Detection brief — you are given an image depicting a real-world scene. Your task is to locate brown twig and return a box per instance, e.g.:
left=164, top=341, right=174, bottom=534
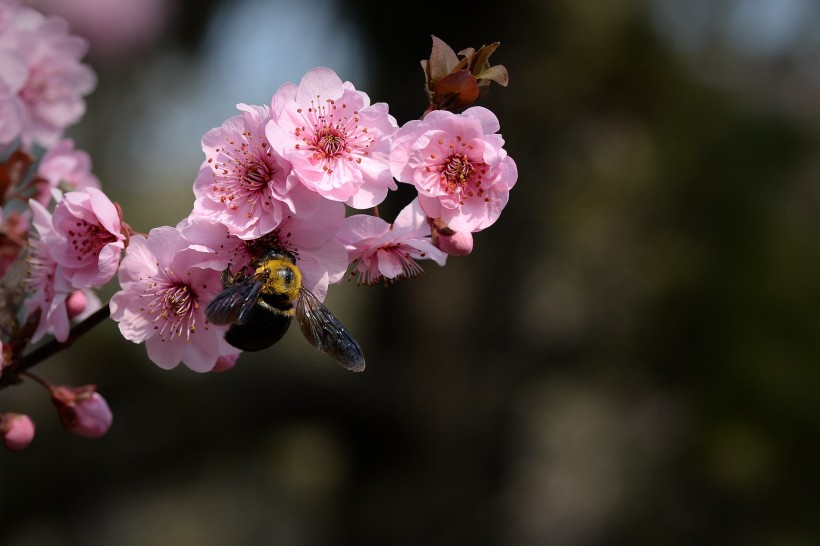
left=0, top=304, right=111, bottom=389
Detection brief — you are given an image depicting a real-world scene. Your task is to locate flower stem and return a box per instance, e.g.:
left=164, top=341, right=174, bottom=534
left=0, top=304, right=111, bottom=389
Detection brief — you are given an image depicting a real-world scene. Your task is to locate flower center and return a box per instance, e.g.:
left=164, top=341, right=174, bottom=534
left=441, top=153, right=476, bottom=192
left=67, top=220, right=117, bottom=262
left=210, top=135, right=276, bottom=212
left=293, top=98, right=373, bottom=175
left=144, top=276, right=199, bottom=341
left=241, top=157, right=271, bottom=192
left=317, top=128, right=345, bottom=158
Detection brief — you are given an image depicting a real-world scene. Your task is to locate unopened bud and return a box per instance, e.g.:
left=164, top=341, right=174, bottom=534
left=1, top=413, right=35, bottom=451
left=434, top=229, right=473, bottom=256
left=51, top=385, right=113, bottom=438
left=66, top=290, right=88, bottom=318
left=211, top=353, right=239, bottom=373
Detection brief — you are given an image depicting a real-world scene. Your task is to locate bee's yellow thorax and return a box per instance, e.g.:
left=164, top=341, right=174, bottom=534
left=256, top=259, right=302, bottom=303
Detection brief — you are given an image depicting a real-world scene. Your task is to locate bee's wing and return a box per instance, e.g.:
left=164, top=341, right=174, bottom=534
left=295, top=287, right=366, bottom=372
left=205, top=276, right=264, bottom=326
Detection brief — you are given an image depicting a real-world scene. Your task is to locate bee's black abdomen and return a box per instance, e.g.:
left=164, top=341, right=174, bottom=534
left=224, top=304, right=292, bottom=352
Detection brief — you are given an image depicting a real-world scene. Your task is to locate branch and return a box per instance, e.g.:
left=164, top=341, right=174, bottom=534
left=1, top=304, right=111, bottom=388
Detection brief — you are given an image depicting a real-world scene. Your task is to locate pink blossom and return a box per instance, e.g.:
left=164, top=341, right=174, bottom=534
left=50, top=384, right=112, bottom=438
left=338, top=198, right=447, bottom=285
left=48, top=187, right=125, bottom=288
left=0, top=2, right=96, bottom=148
left=180, top=196, right=348, bottom=300
left=192, top=103, right=318, bottom=240
left=0, top=413, right=35, bottom=450
left=33, top=0, right=173, bottom=60
left=266, top=67, right=398, bottom=209
left=25, top=199, right=72, bottom=343
left=109, top=226, right=239, bottom=372
left=390, top=106, right=517, bottom=233
left=34, top=138, right=100, bottom=205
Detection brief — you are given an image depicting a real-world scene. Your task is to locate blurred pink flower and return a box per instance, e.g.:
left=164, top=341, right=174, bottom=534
left=34, top=138, right=100, bottom=204
left=180, top=197, right=348, bottom=300
left=266, top=67, right=398, bottom=209
left=50, top=384, right=111, bottom=438
left=109, top=226, right=238, bottom=372
left=192, top=103, right=318, bottom=240
left=338, top=198, right=446, bottom=285
left=0, top=1, right=96, bottom=148
left=33, top=0, right=173, bottom=60
left=390, top=106, right=517, bottom=233
left=25, top=199, right=72, bottom=343
left=49, top=187, right=125, bottom=288
left=0, top=413, right=35, bottom=451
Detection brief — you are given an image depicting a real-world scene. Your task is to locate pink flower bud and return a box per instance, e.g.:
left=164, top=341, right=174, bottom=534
left=211, top=353, right=240, bottom=373
left=1, top=413, right=35, bottom=451
left=435, top=230, right=473, bottom=256
left=50, top=385, right=113, bottom=438
left=65, top=290, right=88, bottom=318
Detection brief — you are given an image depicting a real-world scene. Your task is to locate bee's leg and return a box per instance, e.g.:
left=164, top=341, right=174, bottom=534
left=221, top=267, right=237, bottom=288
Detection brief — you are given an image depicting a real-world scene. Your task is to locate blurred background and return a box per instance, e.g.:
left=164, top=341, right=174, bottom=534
left=4, top=0, right=820, bottom=544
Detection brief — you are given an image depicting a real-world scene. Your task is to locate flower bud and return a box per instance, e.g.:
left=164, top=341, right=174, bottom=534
left=211, top=353, right=239, bottom=373
left=50, top=385, right=113, bottom=438
left=1, top=413, right=35, bottom=451
left=65, top=290, right=88, bottom=318
left=434, top=230, right=474, bottom=256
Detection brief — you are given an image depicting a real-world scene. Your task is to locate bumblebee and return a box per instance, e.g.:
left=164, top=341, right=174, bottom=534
left=205, top=248, right=365, bottom=372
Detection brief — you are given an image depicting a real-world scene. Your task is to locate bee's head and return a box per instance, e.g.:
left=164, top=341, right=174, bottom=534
left=255, top=252, right=302, bottom=304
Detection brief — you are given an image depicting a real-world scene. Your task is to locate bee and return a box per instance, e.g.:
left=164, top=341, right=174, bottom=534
left=205, top=248, right=365, bottom=372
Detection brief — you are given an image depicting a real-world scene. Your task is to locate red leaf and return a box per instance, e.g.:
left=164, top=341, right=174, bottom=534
left=433, top=70, right=480, bottom=110
left=428, top=35, right=459, bottom=84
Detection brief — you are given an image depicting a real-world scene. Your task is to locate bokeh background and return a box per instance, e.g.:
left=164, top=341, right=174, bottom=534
left=4, top=0, right=820, bottom=544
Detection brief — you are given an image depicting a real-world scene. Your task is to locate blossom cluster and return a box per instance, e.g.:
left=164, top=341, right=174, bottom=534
left=109, top=66, right=516, bottom=375
left=0, top=0, right=516, bottom=450
left=0, top=0, right=115, bottom=447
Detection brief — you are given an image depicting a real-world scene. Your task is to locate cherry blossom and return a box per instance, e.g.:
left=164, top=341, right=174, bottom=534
left=0, top=1, right=96, bottom=148
left=109, top=226, right=239, bottom=372
left=192, top=103, right=319, bottom=240
left=50, top=384, right=111, bottom=438
left=266, top=67, right=398, bottom=209
left=49, top=187, right=126, bottom=289
left=34, top=138, right=100, bottom=205
left=25, top=199, right=72, bottom=343
left=338, top=198, right=447, bottom=285
left=390, top=106, right=517, bottom=233
left=0, top=413, right=35, bottom=450
left=180, top=196, right=348, bottom=300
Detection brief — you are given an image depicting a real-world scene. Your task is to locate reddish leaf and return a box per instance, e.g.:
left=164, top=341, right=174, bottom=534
left=428, top=35, right=459, bottom=84
left=471, top=42, right=500, bottom=75
left=0, top=150, right=34, bottom=206
left=433, top=70, right=480, bottom=110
